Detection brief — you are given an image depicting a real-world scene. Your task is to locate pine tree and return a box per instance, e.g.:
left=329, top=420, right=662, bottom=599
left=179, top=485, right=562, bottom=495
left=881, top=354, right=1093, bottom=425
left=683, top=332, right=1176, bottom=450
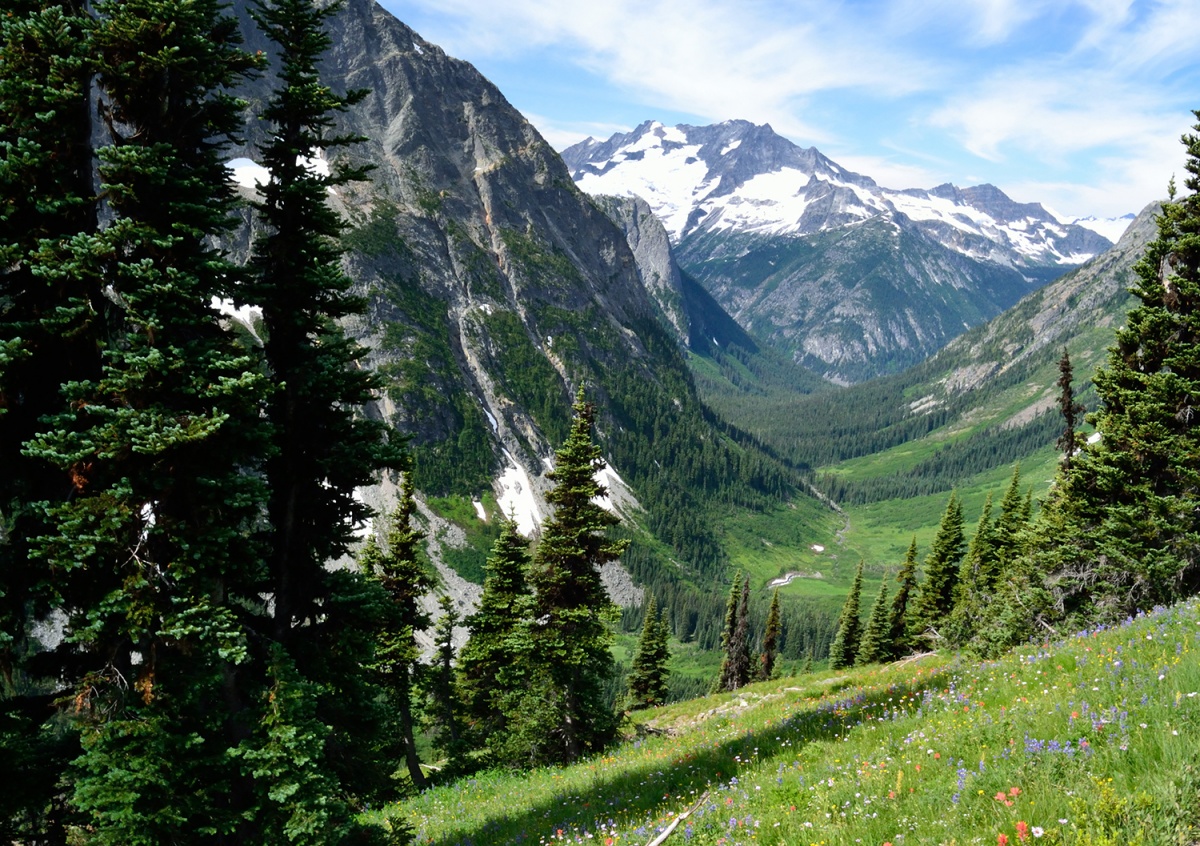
left=366, top=475, right=432, bottom=791
left=426, top=595, right=464, bottom=769
left=993, top=464, right=1030, bottom=567
left=1039, top=119, right=1200, bottom=617
left=909, top=492, right=966, bottom=645
left=525, top=387, right=628, bottom=763
left=887, top=536, right=920, bottom=659
left=945, top=493, right=996, bottom=648
left=758, top=589, right=782, bottom=681
left=0, top=4, right=100, bottom=839
left=855, top=581, right=890, bottom=666
left=828, top=561, right=864, bottom=670
left=457, top=515, right=533, bottom=756
left=716, top=574, right=753, bottom=691
left=247, top=0, right=402, bottom=649
left=1057, top=348, right=1087, bottom=471
left=627, top=594, right=671, bottom=709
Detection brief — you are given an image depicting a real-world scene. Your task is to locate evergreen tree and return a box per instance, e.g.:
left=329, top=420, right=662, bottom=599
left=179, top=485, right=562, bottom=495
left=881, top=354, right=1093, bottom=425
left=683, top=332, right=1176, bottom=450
left=713, top=572, right=741, bottom=691
left=716, top=574, right=753, bottom=691
left=802, top=647, right=814, bottom=674
left=993, top=464, right=1030, bottom=566
left=909, top=492, right=966, bottom=645
left=828, top=561, right=864, bottom=670
left=855, top=581, right=890, bottom=666
left=758, top=589, right=782, bottom=681
left=945, top=493, right=996, bottom=648
left=247, top=0, right=401, bottom=649
left=626, top=594, right=671, bottom=709
left=1057, top=348, right=1087, bottom=471
left=525, top=387, right=628, bottom=763
left=0, top=4, right=100, bottom=839
left=457, top=515, right=533, bottom=757
left=887, top=536, right=919, bottom=659
left=1039, top=119, right=1200, bottom=618
left=426, top=595, right=464, bottom=768
left=366, top=475, right=432, bottom=791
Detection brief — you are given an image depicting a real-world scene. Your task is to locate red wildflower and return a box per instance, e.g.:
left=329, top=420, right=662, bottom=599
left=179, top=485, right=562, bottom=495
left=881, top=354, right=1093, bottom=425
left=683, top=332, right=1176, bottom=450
left=1016, top=821, right=1029, bottom=841
left=998, top=834, right=1009, bottom=846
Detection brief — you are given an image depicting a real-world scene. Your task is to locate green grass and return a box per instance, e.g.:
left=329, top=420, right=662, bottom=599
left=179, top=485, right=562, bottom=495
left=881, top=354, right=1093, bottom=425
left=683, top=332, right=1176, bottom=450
left=391, top=598, right=1200, bottom=845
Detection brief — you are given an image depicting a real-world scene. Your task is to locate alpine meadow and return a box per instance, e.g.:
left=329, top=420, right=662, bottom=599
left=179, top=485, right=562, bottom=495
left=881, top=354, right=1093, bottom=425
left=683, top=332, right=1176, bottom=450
left=3, top=0, right=1200, bottom=844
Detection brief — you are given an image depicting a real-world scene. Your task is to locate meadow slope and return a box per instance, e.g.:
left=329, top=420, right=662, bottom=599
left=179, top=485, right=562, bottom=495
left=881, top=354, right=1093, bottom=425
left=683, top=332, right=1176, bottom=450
left=395, top=599, right=1200, bottom=845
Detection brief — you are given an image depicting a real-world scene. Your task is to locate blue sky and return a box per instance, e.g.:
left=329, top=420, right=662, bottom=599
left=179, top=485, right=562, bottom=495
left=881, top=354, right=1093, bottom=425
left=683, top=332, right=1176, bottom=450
left=378, top=0, right=1200, bottom=220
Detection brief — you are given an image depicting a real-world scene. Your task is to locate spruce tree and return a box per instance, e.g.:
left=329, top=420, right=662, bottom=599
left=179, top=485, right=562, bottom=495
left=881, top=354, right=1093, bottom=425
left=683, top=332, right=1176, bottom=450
left=909, top=492, right=966, bottom=644
left=715, top=574, right=753, bottom=692
left=247, top=0, right=402, bottom=648
left=457, top=515, right=533, bottom=755
left=526, top=387, right=628, bottom=763
left=856, top=581, right=890, bottom=666
left=0, top=4, right=100, bottom=839
left=758, top=589, right=782, bottom=681
left=945, top=493, right=996, bottom=648
left=427, top=595, right=463, bottom=768
left=886, top=536, right=919, bottom=659
left=1057, top=348, right=1086, bottom=471
left=627, top=594, right=671, bottom=709
left=828, top=561, right=864, bottom=670
left=1040, top=118, right=1200, bottom=617
left=366, top=475, right=432, bottom=790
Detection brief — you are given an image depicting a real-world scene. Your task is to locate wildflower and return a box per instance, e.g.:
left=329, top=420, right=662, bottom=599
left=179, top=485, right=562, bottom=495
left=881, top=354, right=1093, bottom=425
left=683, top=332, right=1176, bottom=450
left=998, top=835, right=1009, bottom=846
left=1031, top=827, right=1044, bottom=838
left=1016, top=821, right=1029, bottom=841
left=1009, top=787, right=1021, bottom=797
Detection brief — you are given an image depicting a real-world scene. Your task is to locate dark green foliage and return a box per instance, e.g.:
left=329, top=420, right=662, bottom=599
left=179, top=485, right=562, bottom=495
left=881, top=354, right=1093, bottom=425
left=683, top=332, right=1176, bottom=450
left=945, top=493, right=996, bottom=647
left=364, top=475, right=432, bottom=790
left=828, top=561, right=864, bottom=670
left=426, top=595, right=464, bottom=769
left=524, top=388, right=628, bottom=763
left=247, top=0, right=403, bottom=646
left=758, top=589, right=782, bottom=681
left=626, top=594, right=671, bottom=710
left=715, top=574, right=752, bottom=692
left=887, top=536, right=920, bottom=659
left=909, top=492, right=966, bottom=644
left=1037, top=113, right=1200, bottom=620
left=855, top=581, right=891, bottom=666
left=1057, top=347, right=1086, bottom=471
left=481, top=309, right=571, bottom=447
left=458, top=515, right=533, bottom=760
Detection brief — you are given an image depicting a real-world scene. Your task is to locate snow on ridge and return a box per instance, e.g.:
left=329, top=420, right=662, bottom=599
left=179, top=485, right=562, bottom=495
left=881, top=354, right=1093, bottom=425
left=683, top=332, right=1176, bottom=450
left=1071, top=215, right=1134, bottom=242
left=720, top=139, right=742, bottom=156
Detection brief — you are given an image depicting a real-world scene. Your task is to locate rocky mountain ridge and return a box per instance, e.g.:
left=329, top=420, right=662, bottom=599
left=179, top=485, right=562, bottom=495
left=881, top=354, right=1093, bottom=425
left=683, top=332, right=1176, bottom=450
left=563, top=120, right=1116, bottom=383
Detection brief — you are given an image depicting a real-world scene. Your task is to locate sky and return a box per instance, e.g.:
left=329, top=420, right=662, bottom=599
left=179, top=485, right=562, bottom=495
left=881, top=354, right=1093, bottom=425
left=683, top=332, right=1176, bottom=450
left=376, top=0, right=1200, bottom=221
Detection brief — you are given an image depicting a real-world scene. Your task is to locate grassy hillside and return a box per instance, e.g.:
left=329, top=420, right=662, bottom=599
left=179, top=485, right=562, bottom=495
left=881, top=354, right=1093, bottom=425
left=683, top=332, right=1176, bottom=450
left=393, top=598, right=1200, bottom=845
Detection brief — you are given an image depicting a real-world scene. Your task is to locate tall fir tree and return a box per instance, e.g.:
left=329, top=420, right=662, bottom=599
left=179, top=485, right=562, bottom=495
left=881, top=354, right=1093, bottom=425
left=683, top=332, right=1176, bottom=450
left=1037, top=116, right=1200, bottom=617
left=945, top=493, right=996, bottom=648
left=758, top=589, right=782, bottom=681
left=364, top=474, right=432, bottom=791
left=1057, top=348, right=1087, bottom=472
left=886, top=536, right=920, bottom=659
left=626, top=594, right=671, bottom=709
left=426, top=595, right=464, bottom=768
left=21, top=1, right=276, bottom=839
left=828, top=561, right=864, bottom=670
left=0, top=3, right=100, bottom=839
left=716, top=574, right=753, bottom=692
left=909, top=492, right=966, bottom=645
left=855, top=581, right=890, bottom=666
left=526, top=387, right=628, bottom=763
left=247, top=0, right=402, bottom=649
left=457, top=515, right=533, bottom=757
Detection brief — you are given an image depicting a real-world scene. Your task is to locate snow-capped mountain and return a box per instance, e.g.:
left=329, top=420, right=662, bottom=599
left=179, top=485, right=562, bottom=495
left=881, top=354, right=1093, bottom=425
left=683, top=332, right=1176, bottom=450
left=563, top=120, right=1111, bottom=269
left=1069, top=213, right=1136, bottom=243
left=562, top=120, right=1118, bottom=383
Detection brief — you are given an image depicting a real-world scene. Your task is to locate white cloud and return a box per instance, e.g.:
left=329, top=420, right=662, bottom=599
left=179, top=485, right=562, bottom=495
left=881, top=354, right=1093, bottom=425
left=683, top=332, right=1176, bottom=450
left=522, top=112, right=633, bottom=150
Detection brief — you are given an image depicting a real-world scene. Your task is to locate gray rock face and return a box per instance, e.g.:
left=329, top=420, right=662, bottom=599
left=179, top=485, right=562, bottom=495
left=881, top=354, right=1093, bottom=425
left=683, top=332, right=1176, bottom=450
left=228, top=0, right=703, bottom=611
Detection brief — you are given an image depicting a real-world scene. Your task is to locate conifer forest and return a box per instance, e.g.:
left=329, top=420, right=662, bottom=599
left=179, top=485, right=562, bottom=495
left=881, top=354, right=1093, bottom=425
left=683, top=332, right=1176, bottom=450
left=4, top=0, right=1200, bottom=843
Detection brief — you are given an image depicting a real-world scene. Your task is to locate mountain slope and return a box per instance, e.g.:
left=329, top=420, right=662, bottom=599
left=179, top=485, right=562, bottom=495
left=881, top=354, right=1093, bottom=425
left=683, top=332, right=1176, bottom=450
left=563, top=120, right=1114, bottom=382
left=223, top=0, right=835, bottom=629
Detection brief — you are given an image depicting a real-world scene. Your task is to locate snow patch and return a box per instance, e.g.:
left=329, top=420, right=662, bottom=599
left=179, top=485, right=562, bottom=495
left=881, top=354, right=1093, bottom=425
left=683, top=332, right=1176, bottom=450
left=483, top=408, right=498, bottom=433
left=226, top=157, right=270, bottom=189
left=1071, top=214, right=1134, bottom=242
left=720, top=140, right=742, bottom=156
left=472, top=499, right=487, bottom=521
left=497, top=450, right=541, bottom=537
left=210, top=296, right=263, bottom=343
left=811, top=544, right=825, bottom=553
